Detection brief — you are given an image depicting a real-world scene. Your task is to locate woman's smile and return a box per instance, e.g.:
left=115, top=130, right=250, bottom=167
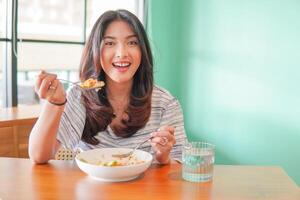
left=112, top=61, right=131, bottom=72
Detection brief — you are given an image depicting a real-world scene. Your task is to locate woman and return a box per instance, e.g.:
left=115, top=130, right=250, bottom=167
left=29, top=9, right=186, bottom=164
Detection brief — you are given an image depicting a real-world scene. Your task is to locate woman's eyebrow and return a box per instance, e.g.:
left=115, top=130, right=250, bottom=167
left=103, top=36, right=116, bottom=40
left=103, top=35, right=137, bottom=40
left=126, top=34, right=138, bottom=39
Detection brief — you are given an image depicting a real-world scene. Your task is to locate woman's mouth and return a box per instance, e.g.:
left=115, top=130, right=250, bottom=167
left=112, top=62, right=131, bottom=72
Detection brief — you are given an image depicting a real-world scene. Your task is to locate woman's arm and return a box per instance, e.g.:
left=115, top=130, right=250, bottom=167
left=28, top=71, right=66, bottom=164
left=29, top=103, right=63, bottom=164
left=150, top=98, right=187, bottom=164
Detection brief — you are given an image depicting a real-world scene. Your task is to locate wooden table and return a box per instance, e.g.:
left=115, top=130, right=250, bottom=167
left=0, top=105, right=40, bottom=126
left=0, top=105, right=40, bottom=157
left=0, top=157, right=299, bottom=200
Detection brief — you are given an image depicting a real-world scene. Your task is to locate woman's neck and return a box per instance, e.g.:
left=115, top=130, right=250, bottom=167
left=106, top=79, right=132, bottom=120
left=106, top=79, right=132, bottom=102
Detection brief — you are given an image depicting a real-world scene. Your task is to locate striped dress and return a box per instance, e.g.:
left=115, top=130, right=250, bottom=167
left=57, top=85, right=186, bottom=160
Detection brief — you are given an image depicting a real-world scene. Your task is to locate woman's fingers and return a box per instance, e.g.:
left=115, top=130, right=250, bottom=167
left=151, top=135, right=169, bottom=145
left=35, top=71, right=59, bottom=100
left=38, top=75, right=57, bottom=99
left=46, top=79, right=59, bottom=100
left=150, top=126, right=177, bottom=164
left=151, top=129, right=176, bottom=146
left=48, top=79, right=66, bottom=103
left=34, top=70, right=67, bottom=105
left=150, top=126, right=177, bottom=156
left=158, top=126, right=175, bottom=134
left=151, top=139, right=173, bottom=150
left=35, top=70, right=47, bottom=93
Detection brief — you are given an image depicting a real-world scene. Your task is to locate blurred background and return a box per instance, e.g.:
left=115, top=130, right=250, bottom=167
left=1, top=0, right=300, bottom=186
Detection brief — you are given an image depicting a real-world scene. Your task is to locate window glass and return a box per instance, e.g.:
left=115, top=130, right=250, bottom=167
left=0, top=42, right=4, bottom=107
left=0, top=0, right=7, bottom=38
left=86, top=0, right=137, bottom=38
left=18, top=0, right=85, bottom=42
left=0, top=0, right=5, bottom=38
left=17, top=42, right=82, bottom=105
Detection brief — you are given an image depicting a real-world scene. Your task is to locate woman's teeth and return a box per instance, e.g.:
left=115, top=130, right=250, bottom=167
left=113, top=62, right=130, bottom=68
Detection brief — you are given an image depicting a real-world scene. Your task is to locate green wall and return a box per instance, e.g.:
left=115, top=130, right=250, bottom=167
left=148, top=0, right=300, bottom=186
left=147, top=0, right=183, bottom=98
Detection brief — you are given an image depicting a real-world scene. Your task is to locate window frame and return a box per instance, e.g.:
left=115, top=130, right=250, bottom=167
left=1, top=0, right=146, bottom=107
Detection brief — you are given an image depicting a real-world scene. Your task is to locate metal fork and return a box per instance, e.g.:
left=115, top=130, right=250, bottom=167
left=112, top=137, right=154, bottom=159
left=58, top=79, right=105, bottom=90
left=57, top=79, right=81, bottom=86
left=39, top=71, right=104, bottom=90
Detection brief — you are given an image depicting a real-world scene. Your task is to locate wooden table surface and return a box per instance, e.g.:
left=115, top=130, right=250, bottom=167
left=0, top=157, right=299, bottom=200
left=0, top=105, right=40, bottom=126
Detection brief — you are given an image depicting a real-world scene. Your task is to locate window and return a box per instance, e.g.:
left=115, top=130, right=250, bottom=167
left=86, top=0, right=137, bottom=37
left=17, top=42, right=83, bottom=104
left=0, top=42, right=4, bottom=107
left=0, top=0, right=145, bottom=107
left=0, top=0, right=9, bottom=107
left=18, top=0, right=85, bottom=42
left=0, top=0, right=9, bottom=38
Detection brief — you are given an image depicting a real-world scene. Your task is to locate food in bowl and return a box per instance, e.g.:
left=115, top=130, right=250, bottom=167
left=79, top=154, right=145, bottom=167
left=75, top=148, right=153, bottom=182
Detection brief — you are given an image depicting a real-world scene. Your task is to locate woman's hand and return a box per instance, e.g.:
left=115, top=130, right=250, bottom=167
left=35, top=70, right=66, bottom=105
left=150, top=126, right=176, bottom=164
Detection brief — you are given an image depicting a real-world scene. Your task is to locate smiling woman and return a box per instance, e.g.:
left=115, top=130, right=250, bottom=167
left=28, top=9, right=187, bottom=166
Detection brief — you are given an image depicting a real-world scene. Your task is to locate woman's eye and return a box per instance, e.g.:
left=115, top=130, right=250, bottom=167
left=128, top=40, right=139, bottom=46
left=104, top=41, right=114, bottom=46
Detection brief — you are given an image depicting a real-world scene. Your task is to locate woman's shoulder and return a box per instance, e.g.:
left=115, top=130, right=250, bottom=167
left=153, top=85, right=174, bottom=98
left=152, top=85, right=178, bottom=107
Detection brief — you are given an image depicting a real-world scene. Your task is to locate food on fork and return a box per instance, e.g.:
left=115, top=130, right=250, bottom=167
left=79, top=78, right=105, bottom=89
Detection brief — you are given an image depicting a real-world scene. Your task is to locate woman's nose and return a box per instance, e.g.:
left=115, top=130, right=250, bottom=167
left=115, top=44, right=128, bottom=58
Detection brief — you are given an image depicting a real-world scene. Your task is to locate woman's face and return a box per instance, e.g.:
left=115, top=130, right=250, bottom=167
left=100, top=20, right=142, bottom=85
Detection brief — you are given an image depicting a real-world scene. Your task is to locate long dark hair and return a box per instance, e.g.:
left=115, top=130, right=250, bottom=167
left=79, top=10, right=153, bottom=145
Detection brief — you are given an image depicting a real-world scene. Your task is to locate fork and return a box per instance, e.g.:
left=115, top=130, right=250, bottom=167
left=58, top=78, right=105, bottom=90
left=112, top=137, right=154, bottom=159
left=57, top=79, right=81, bottom=86
left=38, top=72, right=104, bottom=90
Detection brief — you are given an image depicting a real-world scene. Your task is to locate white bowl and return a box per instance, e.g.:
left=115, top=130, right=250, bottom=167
left=75, top=148, right=153, bottom=182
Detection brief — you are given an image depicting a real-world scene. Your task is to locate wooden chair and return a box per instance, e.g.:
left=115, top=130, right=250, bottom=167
left=54, top=148, right=81, bottom=161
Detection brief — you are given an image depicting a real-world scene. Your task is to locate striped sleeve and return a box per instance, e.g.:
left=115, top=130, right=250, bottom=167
left=56, top=86, right=86, bottom=150
left=159, top=98, right=187, bottom=160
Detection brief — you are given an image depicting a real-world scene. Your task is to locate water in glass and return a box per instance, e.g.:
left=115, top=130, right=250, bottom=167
left=182, top=142, right=215, bottom=182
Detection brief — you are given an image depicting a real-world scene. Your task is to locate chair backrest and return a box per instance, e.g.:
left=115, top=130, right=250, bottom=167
left=54, top=148, right=80, bottom=161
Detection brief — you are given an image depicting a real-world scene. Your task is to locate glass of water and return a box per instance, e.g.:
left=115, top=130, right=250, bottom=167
left=182, top=141, right=215, bottom=182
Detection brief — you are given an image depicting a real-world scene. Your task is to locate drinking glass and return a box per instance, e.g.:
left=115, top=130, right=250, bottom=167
left=182, top=141, right=215, bottom=182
